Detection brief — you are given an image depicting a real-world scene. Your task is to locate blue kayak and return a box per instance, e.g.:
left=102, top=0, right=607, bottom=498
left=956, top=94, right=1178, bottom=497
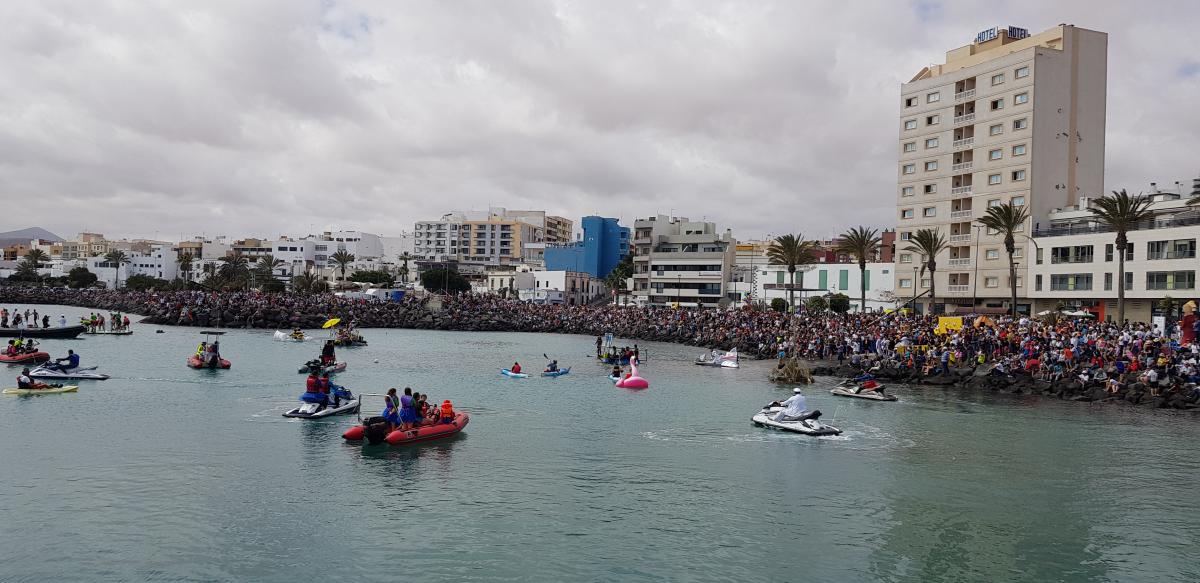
left=541, top=367, right=571, bottom=377
left=501, top=369, right=529, bottom=378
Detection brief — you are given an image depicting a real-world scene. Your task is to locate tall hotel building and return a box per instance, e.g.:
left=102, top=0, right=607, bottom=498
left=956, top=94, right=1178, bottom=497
left=894, top=25, right=1107, bottom=314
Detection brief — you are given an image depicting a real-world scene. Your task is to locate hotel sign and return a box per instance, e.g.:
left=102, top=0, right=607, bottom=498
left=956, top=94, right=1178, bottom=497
left=976, top=26, right=1028, bottom=43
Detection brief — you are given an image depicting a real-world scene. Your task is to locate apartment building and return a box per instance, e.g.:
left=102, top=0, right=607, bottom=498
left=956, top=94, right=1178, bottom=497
left=894, top=24, right=1108, bottom=315
left=631, top=215, right=735, bottom=308
left=413, top=209, right=546, bottom=266
left=1027, top=184, right=1200, bottom=323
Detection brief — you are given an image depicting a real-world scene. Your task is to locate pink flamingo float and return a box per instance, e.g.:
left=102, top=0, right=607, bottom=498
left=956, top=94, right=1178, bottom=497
left=615, top=358, right=650, bottom=389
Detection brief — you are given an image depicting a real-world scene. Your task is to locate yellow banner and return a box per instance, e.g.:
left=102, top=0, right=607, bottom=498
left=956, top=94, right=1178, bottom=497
left=935, top=316, right=964, bottom=334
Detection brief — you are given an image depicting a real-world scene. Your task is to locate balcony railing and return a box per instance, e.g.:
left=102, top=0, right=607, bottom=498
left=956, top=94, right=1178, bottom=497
left=955, top=89, right=976, bottom=101
left=950, top=209, right=973, bottom=219
left=947, top=284, right=971, bottom=293
left=1033, top=215, right=1200, bottom=238
left=947, top=258, right=972, bottom=267
left=949, top=234, right=972, bottom=243
left=952, top=161, right=973, bottom=172
left=953, top=113, right=976, bottom=125
left=950, top=185, right=973, bottom=195
left=952, top=137, right=974, bottom=150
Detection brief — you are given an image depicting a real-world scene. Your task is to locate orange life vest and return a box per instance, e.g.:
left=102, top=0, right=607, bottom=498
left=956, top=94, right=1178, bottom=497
left=440, top=400, right=454, bottom=418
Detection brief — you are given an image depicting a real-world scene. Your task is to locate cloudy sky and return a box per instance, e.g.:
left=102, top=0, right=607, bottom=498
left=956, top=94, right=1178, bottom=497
left=2, top=0, right=1197, bottom=243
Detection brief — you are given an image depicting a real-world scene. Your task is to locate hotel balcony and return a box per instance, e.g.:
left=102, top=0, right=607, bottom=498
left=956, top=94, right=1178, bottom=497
left=950, top=185, right=973, bottom=195
left=947, top=284, right=971, bottom=293
left=946, top=258, right=972, bottom=267
left=950, top=209, right=973, bottom=219
left=952, top=137, right=974, bottom=150
left=951, top=161, right=973, bottom=172
left=954, top=89, right=976, bottom=101
left=952, top=113, right=976, bottom=126
left=949, top=233, right=973, bottom=243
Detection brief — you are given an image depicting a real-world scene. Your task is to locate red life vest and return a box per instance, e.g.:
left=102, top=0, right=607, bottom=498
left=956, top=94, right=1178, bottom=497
left=306, top=375, right=319, bottom=392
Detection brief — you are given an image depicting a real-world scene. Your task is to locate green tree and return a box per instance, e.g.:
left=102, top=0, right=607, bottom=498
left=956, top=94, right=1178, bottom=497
left=351, top=270, right=395, bottom=287
left=1089, top=190, right=1155, bottom=324
left=23, top=248, right=50, bottom=270
left=828, top=293, right=851, bottom=314
left=67, top=267, right=98, bottom=289
left=769, top=297, right=789, bottom=313
left=397, top=252, right=412, bottom=285
left=330, top=249, right=356, bottom=282
left=836, top=226, right=882, bottom=313
left=904, top=228, right=949, bottom=315
left=103, top=249, right=130, bottom=289
left=604, top=255, right=634, bottom=292
left=253, top=254, right=284, bottom=289
left=216, top=254, right=252, bottom=290
left=766, top=234, right=818, bottom=312
left=420, top=268, right=470, bottom=294
left=177, top=251, right=194, bottom=283
left=806, top=295, right=828, bottom=313
left=125, top=273, right=170, bottom=291
left=976, top=203, right=1031, bottom=317
left=291, top=270, right=326, bottom=293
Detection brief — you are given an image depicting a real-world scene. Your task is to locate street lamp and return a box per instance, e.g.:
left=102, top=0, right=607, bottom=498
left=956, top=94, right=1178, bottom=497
left=972, top=224, right=981, bottom=310
left=912, top=266, right=918, bottom=313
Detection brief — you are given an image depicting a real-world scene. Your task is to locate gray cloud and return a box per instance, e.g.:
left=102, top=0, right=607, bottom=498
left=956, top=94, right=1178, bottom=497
left=1, top=0, right=1196, bottom=243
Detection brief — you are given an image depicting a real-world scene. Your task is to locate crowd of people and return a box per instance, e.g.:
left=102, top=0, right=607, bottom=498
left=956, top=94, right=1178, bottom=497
left=380, top=387, right=454, bottom=431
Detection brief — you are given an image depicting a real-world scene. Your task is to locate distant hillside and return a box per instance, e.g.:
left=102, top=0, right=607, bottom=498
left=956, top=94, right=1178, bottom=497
left=0, top=227, right=64, bottom=248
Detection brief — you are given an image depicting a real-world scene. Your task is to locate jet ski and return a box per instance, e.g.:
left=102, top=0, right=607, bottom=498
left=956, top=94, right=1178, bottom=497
left=29, top=365, right=110, bottom=381
left=751, top=406, right=842, bottom=436
left=695, top=348, right=740, bottom=368
left=282, top=391, right=361, bottom=419
left=831, top=378, right=896, bottom=401
left=297, top=359, right=347, bottom=375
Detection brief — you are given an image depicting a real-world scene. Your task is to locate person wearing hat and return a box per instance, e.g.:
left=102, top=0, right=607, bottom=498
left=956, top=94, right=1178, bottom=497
left=769, top=388, right=820, bottom=423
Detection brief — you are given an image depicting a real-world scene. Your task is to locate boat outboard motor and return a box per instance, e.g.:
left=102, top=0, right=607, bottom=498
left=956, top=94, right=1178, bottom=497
left=363, top=417, right=390, bottom=445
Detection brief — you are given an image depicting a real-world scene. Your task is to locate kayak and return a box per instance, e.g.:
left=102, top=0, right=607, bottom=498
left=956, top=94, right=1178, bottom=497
left=343, top=413, right=470, bottom=445
left=609, top=375, right=621, bottom=383
left=282, top=396, right=361, bottom=419
left=187, top=355, right=231, bottom=369
left=830, top=386, right=897, bottom=401
left=297, top=361, right=347, bottom=375
left=541, top=367, right=571, bottom=377
left=0, top=352, right=50, bottom=365
left=3, top=385, right=78, bottom=395
left=500, top=369, right=528, bottom=378
left=752, top=406, right=841, bottom=436
left=29, top=366, right=110, bottom=380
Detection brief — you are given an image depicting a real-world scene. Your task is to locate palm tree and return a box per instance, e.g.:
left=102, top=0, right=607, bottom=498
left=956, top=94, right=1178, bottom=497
left=23, top=248, right=50, bottom=269
left=904, top=228, right=949, bottom=314
left=1089, top=189, right=1155, bottom=324
left=177, top=251, right=194, bottom=283
left=254, top=254, right=284, bottom=288
left=835, top=227, right=882, bottom=313
left=292, top=270, right=326, bottom=293
left=103, top=250, right=130, bottom=289
left=976, top=203, right=1030, bottom=317
left=217, top=254, right=252, bottom=289
left=330, top=249, right=355, bottom=282
left=398, top=252, right=412, bottom=285
left=766, top=234, right=818, bottom=312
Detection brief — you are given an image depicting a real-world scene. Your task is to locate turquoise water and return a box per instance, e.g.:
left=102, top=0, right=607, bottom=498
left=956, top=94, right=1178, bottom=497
left=2, top=304, right=1199, bottom=583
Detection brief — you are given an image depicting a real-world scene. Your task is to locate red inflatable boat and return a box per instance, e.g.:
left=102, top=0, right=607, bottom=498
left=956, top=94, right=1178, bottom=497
left=343, top=412, right=469, bottom=445
left=0, top=352, right=50, bottom=365
left=187, top=355, right=231, bottom=369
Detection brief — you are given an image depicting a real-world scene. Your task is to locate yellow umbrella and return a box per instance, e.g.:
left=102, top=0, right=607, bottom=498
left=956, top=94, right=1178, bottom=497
left=322, top=318, right=341, bottom=329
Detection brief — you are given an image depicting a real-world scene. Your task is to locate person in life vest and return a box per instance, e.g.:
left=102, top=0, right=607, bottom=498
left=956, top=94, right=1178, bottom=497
left=320, top=372, right=347, bottom=408
left=320, top=340, right=336, bottom=366
left=47, top=349, right=80, bottom=372
left=510, top=362, right=522, bottom=374
left=17, top=368, right=51, bottom=391
left=196, top=342, right=207, bottom=358
left=382, top=388, right=401, bottom=430
left=439, top=399, right=455, bottom=424
left=852, top=372, right=882, bottom=394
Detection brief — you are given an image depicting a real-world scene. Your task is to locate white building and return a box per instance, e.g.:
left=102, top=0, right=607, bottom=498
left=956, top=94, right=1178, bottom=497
left=631, top=215, right=736, bottom=308
left=894, top=24, right=1108, bottom=315
left=1027, top=186, right=1200, bottom=323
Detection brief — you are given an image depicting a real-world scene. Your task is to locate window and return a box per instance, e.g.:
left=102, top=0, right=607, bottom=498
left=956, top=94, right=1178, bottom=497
left=926, top=114, right=940, bottom=126
left=899, top=278, right=913, bottom=289
left=1126, top=272, right=1134, bottom=290
left=902, top=164, right=916, bottom=174
left=901, top=209, right=914, bottom=219
left=901, top=186, right=915, bottom=197
left=905, top=96, right=917, bottom=107
left=1014, top=277, right=1023, bottom=288
left=899, top=253, right=913, bottom=263
left=1012, top=248, right=1023, bottom=259
left=985, top=277, right=999, bottom=288
left=1051, top=245, right=1095, bottom=264
left=985, top=249, right=1000, bottom=260
left=989, top=124, right=1004, bottom=136
left=924, top=183, right=937, bottom=194
left=986, top=227, right=999, bottom=235
left=925, top=137, right=939, bottom=148
left=1050, top=274, right=1093, bottom=291
left=903, top=142, right=916, bottom=152
left=1015, top=66, right=1029, bottom=79
left=990, top=98, right=1004, bottom=111
left=989, top=149, right=1002, bottom=160
left=1011, top=169, right=1026, bottom=181
left=987, top=199, right=1001, bottom=208
left=900, top=231, right=911, bottom=241
left=923, top=207, right=937, bottom=217
left=920, top=278, right=930, bottom=288
left=1146, top=239, right=1196, bottom=260
left=1146, top=271, right=1196, bottom=290
left=1012, top=144, right=1027, bottom=156
left=987, top=173, right=1001, bottom=185
left=927, top=92, right=940, bottom=103
left=991, top=73, right=1005, bottom=85
left=1104, top=273, right=1113, bottom=291
left=1035, top=274, right=1043, bottom=291
left=1014, top=92, right=1029, bottom=105
left=1011, top=196, right=1025, bottom=206
left=925, top=161, right=938, bottom=171
left=904, top=119, right=917, bottom=130
left=1013, top=118, right=1028, bottom=130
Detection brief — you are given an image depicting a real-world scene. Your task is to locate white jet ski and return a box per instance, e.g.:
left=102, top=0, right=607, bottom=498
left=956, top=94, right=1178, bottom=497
left=830, top=378, right=896, bottom=401
left=695, top=348, right=739, bottom=368
left=29, top=365, right=110, bottom=381
left=283, top=395, right=361, bottom=419
left=751, top=406, right=842, bottom=436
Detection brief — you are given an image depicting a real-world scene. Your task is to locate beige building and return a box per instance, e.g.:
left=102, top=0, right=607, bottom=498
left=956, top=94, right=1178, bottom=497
left=631, top=215, right=735, bottom=308
left=894, top=24, right=1107, bottom=314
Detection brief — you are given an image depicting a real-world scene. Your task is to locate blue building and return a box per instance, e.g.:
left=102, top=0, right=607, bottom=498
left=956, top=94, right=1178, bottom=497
left=544, top=216, right=630, bottom=279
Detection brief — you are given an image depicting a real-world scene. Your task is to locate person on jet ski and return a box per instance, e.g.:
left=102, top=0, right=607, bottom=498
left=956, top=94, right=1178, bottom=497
left=291, top=327, right=304, bottom=340
left=320, top=340, right=336, bottom=366
left=852, top=372, right=882, bottom=394
left=321, top=372, right=350, bottom=408
left=770, top=388, right=821, bottom=423
left=47, top=349, right=80, bottom=372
